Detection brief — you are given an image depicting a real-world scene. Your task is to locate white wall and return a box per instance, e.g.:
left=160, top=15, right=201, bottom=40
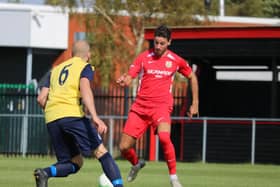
left=0, top=9, right=31, bottom=47
left=0, top=3, right=68, bottom=49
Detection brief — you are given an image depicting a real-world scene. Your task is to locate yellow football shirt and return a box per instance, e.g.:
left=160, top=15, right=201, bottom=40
left=44, top=57, right=90, bottom=123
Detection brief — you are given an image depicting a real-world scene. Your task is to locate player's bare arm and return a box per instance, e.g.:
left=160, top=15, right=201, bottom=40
left=187, top=72, right=199, bottom=118
left=37, top=87, right=49, bottom=109
left=116, top=73, right=132, bottom=87
left=80, top=77, right=107, bottom=134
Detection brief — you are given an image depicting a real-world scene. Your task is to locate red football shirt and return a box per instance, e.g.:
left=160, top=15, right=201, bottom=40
left=128, top=49, right=192, bottom=106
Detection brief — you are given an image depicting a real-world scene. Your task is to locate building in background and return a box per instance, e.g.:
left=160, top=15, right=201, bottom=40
left=1, top=3, right=280, bottom=118
left=145, top=22, right=280, bottom=118
left=0, top=3, right=68, bottom=86
left=1, top=2, right=280, bottom=163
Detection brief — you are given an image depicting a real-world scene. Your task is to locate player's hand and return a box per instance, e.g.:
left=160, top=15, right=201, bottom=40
left=187, top=103, right=199, bottom=119
left=116, top=73, right=131, bottom=87
left=116, top=73, right=127, bottom=86
left=93, top=117, right=108, bottom=135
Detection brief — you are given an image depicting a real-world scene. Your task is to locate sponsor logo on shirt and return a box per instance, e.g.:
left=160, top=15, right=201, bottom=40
left=165, top=61, right=172, bottom=68
left=147, top=69, right=172, bottom=76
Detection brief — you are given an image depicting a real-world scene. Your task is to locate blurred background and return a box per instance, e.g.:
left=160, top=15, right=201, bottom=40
left=0, top=0, right=279, bottom=165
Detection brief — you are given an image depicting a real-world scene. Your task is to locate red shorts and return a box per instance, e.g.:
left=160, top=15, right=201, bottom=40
left=123, top=99, right=172, bottom=138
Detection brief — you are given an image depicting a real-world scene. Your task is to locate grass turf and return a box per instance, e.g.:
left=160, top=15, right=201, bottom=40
left=0, top=156, right=280, bottom=187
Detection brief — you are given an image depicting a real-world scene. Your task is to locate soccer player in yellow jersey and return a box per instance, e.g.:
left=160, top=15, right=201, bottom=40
left=34, top=40, right=124, bottom=187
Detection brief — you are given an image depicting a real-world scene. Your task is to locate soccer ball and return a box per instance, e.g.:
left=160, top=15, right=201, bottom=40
left=98, top=173, right=113, bottom=187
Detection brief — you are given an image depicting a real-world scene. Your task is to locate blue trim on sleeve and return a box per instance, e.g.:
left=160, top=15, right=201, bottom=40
left=81, top=64, right=94, bottom=81
left=112, top=178, right=123, bottom=186
left=50, top=165, right=57, bottom=177
left=44, top=72, right=51, bottom=88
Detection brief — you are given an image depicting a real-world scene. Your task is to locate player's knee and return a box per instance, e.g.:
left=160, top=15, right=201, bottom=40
left=93, top=144, right=108, bottom=159
left=119, top=134, right=135, bottom=153
left=158, top=131, right=172, bottom=145
left=119, top=142, right=128, bottom=153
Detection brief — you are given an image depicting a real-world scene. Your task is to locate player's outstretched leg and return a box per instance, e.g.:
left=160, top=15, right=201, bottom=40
left=34, top=161, right=80, bottom=187
left=119, top=132, right=145, bottom=182
left=170, top=179, right=183, bottom=187
left=34, top=168, right=48, bottom=187
left=158, top=132, right=183, bottom=187
left=127, top=159, right=146, bottom=182
left=98, top=152, right=124, bottom=187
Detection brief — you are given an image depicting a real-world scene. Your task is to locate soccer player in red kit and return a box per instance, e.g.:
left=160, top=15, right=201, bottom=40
left=117, top=25, right=199, bottom=187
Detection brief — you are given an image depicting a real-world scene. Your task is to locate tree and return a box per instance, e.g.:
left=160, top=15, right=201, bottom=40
left=7, top=0, right=21, bottom=3
left=205, top=0, right=263, bottom=17
left=229, top=0, right=263, bottom=17
left=206, top=0, right=280, bottom=18
left=45, top=0, right=207, bottom=86
left=262, top=0, right=280, bottom=18
left=44, top=0, right=77, bottom=7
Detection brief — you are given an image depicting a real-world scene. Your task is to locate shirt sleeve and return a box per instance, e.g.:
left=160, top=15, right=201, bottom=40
left=81, top=64, right=94, bottom=81
left=43, top=72, right=51, bottom=88
left=128, top=53, right=143, bottom=78
left=178, top=58, right=192, bottom=77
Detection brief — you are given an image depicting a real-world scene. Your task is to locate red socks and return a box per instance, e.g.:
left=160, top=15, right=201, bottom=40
left=121, top=132, right=176, bottom=175
left=158, top=132, right=176, bottom=175
left=121, top=148, right=139, bottom=165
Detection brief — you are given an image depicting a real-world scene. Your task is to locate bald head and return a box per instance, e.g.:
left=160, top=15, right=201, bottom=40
left=72, top=40, right=90, bottom=61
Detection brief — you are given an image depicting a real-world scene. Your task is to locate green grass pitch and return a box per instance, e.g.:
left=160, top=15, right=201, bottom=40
left=0, top=156, right=280, bottom=187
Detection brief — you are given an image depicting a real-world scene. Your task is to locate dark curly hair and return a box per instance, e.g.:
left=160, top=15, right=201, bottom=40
left=154, top=25, right=171, bottom=41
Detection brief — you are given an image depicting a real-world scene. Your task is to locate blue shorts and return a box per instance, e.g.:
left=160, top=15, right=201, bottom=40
left=47, top=117, right=102, bottom=163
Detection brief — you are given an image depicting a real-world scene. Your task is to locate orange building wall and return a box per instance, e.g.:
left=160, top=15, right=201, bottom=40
left=53, top=14, right=88, bottom=66
left=52, top=14, right=140, bottom=83
left=54, top=14, right=275, bottom=64
left=52, top=14, right=274, bottom=80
